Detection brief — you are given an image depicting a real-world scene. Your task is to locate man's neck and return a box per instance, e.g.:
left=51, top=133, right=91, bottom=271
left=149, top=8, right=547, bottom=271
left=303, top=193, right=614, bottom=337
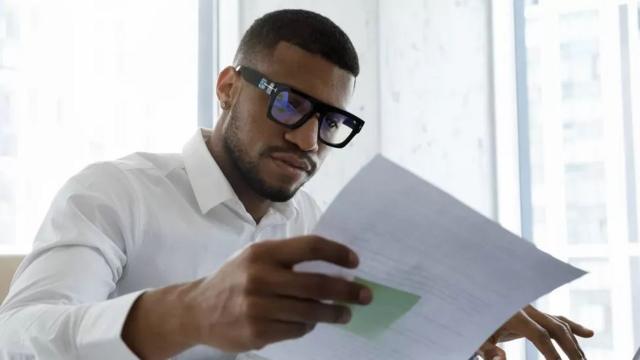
left=205, top=134, right=270, bottom=224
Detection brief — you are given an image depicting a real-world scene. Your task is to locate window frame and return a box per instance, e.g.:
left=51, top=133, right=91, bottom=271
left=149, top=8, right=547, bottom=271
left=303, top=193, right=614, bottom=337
left=501, top=0, right=640, bottom=357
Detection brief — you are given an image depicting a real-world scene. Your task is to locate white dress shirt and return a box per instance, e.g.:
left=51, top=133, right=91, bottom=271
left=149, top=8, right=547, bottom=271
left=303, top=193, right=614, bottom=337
left=0, top=129, right=322, bottom=359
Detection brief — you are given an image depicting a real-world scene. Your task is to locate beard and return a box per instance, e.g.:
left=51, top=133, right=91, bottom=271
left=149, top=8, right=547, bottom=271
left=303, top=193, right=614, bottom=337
left=222, top=109, right=308, bottom=202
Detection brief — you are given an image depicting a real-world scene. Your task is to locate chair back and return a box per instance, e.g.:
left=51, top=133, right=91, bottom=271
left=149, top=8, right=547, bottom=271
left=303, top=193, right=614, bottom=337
left=0, top=255, right=24, bottom=303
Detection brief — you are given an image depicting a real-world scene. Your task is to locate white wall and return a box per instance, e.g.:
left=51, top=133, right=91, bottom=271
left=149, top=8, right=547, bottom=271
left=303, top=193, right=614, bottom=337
left=235, top=0, right=495, bottom=216
left=379, top=0, right=495, bottom=217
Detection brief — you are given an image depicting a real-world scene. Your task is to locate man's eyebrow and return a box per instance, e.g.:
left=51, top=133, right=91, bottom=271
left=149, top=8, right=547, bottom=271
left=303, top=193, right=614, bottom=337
left=283, top=82, right=345, bottom=109
left=264, top=70, right=350, bottom=110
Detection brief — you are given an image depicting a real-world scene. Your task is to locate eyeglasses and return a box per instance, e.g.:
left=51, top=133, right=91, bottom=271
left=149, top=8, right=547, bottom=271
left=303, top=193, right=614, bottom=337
left=237, top=66, right=365, bottom=148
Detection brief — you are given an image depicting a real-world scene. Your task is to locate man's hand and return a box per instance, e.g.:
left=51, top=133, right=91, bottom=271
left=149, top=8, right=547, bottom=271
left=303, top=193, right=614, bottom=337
left=185, top=236, right=372, bottom=351
left=475, top=305, right=594, bottom=360
left=122, top=236, right=372, bottom=359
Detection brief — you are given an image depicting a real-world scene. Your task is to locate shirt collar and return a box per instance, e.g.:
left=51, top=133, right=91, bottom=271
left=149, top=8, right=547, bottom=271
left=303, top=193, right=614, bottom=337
left=182, top=129, right=298, bottom=221
left=183, top=128, right=236, bottom=214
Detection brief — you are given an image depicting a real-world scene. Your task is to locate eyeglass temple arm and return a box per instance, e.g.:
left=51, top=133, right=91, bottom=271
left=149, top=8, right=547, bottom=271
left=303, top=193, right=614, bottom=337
left=238, top=66, right=277, bottom=95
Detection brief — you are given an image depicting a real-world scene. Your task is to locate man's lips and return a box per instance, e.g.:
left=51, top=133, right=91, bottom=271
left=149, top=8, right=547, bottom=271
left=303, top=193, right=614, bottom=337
left=270, top=152, right=313, bottom=173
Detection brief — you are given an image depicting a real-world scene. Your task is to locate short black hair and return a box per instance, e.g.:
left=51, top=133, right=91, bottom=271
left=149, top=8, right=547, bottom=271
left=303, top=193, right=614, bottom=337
left=234, top=9, right=360, bottom=77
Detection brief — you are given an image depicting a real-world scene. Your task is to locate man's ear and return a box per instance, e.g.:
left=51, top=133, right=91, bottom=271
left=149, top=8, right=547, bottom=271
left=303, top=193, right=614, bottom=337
left=216, top=66, right=240, bottom=110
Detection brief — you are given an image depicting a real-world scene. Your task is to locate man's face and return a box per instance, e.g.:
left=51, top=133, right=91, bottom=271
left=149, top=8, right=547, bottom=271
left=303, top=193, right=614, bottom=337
left=222, top=42, right=355, bottom=202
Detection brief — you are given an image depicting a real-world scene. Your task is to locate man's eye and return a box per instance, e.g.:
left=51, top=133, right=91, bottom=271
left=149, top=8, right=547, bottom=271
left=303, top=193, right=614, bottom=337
left=326, top=119, right=338, bottom=129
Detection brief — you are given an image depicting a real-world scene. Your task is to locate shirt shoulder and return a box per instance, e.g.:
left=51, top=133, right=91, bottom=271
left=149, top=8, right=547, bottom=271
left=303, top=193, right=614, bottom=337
left=56, top=152, right=184, bottom=225
left=112, top=152, right=184, bottom=175
left=69, top=152, right=183, bottom=190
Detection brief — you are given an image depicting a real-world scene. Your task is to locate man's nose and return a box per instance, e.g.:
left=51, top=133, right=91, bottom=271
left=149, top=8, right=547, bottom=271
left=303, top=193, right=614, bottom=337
left=284, top=115, right=319, bottom=152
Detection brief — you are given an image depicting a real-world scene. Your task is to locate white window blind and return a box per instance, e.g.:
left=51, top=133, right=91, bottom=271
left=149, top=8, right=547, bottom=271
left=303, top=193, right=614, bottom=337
left=517, top=0, right=640, bottom=358
left=0, top=0, right=200, bottom=252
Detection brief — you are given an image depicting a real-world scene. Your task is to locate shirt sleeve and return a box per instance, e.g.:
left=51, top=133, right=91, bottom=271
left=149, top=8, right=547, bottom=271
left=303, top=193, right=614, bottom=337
left=0, top=162, right=144, bottom=359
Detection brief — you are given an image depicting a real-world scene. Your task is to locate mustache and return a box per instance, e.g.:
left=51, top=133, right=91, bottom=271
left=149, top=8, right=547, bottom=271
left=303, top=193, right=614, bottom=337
left=262, top=146, right=318, bottom=174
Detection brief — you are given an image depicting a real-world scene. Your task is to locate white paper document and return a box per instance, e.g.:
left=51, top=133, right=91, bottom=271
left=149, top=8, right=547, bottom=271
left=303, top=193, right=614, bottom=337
left=258, top=155, right=585, bottom=360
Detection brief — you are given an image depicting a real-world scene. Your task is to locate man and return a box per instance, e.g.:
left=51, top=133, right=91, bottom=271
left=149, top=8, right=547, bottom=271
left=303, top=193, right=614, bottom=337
left=0, top=9, right=592, bottom=360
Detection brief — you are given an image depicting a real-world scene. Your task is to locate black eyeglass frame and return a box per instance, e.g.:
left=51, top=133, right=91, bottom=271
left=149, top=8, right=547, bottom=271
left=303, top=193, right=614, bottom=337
left=237, top=66, right=365, bottom=148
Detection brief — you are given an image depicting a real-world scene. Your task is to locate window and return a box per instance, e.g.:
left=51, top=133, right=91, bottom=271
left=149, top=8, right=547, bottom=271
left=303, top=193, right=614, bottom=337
left=516, top=0, right=640, bottom=358
left=0, top=0, right=202, bottom=252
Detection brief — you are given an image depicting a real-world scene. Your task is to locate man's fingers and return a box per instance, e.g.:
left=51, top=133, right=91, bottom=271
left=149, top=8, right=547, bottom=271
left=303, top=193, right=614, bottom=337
left=477, top=342, right=506, bottom=360
left=253, top=236, right=358, bottom=268
left=525, top=306, right=583, bottom=360
left=552, top=315, right=587, bottom=360
left=264, top=269, right=372, bottom=305
left=511, top=311, right=562, bottom=360
left=244, top=296, right=352, bottom=325
left=244, top=320, right=313, bottom=349
left=556, top=315, right=595, bottom=338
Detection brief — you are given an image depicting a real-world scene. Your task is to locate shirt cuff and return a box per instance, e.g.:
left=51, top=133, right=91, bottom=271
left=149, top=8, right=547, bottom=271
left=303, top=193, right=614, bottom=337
left=76, top=290, right=146, bottom=360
